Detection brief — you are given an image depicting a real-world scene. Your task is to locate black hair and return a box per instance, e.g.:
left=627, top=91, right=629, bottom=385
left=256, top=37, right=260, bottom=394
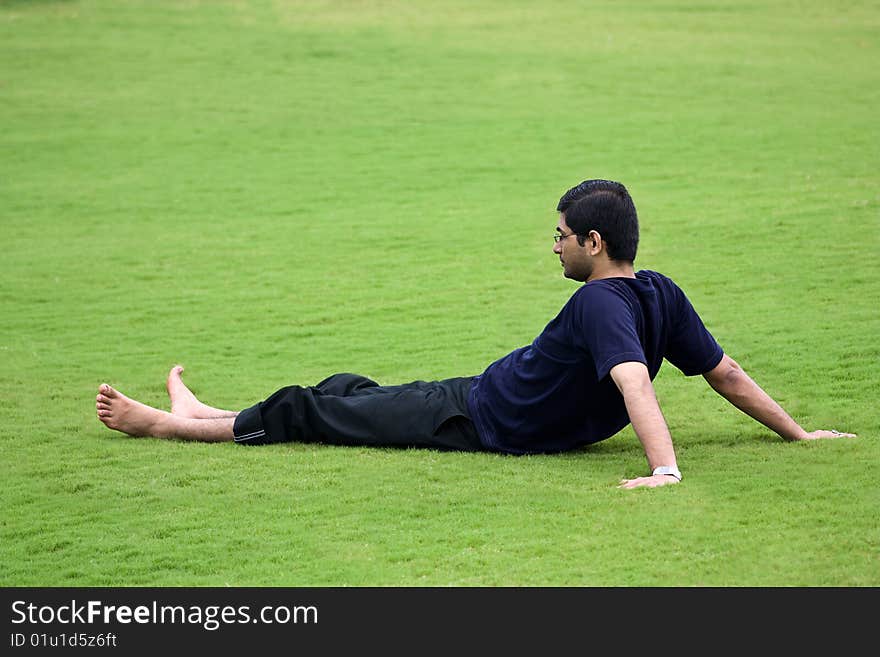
left=556, top=179, right=639, bottom=262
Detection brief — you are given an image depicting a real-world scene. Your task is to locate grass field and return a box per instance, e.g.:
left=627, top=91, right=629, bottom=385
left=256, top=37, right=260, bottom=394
left=1, top=0, right=878, bottom=586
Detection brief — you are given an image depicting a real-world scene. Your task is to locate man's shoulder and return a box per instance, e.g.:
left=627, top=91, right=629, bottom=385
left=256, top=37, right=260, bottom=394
left=573, top=278, right=631, bottom=301
left=636, top=269, right=672, bottom=284
left=635, top=269, right=686, bottom=296
left=578, top=271, right=674, bottom=297
left=568, top=271, right=685, bottom=310
left=568, top=279, right=641, bottom=318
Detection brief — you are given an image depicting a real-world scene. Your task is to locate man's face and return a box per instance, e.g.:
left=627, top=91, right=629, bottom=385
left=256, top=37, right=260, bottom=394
left=553, top=213, right=593, bottom=281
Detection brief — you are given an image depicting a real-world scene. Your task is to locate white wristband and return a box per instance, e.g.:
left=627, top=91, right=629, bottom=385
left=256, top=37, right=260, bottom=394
left=652, top=465, right=682, bottom=481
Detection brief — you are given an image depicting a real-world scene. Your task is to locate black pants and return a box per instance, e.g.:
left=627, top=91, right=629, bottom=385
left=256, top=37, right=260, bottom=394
left=232, top=373, right=485, bottom=451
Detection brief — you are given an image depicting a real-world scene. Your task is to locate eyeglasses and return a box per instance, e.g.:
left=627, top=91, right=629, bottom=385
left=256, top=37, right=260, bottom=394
left=553, top=232, right=576, bottom=243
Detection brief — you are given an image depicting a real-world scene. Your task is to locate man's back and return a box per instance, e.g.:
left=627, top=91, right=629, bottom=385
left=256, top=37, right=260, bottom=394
left=467, top=270, right=724, bottom=454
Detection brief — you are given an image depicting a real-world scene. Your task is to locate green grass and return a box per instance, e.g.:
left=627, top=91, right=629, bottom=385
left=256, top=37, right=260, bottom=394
left=1, top=0, right=878, bottom=586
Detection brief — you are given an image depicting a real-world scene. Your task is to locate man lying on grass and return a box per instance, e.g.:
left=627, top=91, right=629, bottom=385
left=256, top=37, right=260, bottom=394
left=96, top=179, right=855, bottom=489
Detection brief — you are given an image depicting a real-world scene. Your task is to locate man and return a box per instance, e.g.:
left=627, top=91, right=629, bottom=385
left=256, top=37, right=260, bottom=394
left=96, top=179, right=855, bottom=489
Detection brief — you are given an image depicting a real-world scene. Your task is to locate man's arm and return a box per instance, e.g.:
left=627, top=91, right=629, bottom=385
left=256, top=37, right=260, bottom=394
left=609, top=361, right=681, bottom=489
left=702, top=354, right=856, bottom=440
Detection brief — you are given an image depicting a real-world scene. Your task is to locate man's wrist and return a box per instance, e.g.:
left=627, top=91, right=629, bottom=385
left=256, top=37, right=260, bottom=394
left=651, top=465, right=682, bottom=481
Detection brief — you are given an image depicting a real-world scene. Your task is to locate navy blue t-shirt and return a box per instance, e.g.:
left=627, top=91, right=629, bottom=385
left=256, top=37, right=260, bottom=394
left=467, top=270, right=724, bottom=454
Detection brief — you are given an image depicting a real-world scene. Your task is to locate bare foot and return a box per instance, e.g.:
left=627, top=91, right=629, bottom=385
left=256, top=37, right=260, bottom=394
left=96, top=384, right=171, bottom=437
left=166, top=365, right=212, bottom=418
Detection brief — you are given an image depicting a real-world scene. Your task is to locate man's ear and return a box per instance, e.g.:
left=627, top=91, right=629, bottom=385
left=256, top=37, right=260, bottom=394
left=587, top=230, right=602, bottom=253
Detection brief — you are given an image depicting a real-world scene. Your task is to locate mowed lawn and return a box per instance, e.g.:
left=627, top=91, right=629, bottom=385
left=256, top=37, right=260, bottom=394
left=1, top=0, right=877, bottom=586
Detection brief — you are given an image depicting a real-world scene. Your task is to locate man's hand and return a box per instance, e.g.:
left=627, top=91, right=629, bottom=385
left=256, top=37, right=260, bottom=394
left=618, top=474, right=681, bottom=489
left=797, top=429, right=857, bottom=440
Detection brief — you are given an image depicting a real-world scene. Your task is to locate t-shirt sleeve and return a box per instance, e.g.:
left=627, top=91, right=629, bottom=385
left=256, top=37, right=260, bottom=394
left=576, top=286, right=647, bottom=380
left=665, top=287, right=724, bottom=376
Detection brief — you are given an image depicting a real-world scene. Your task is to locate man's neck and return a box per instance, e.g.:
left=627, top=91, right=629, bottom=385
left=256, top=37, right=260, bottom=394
left=587, top=260, right=636, bottom=282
